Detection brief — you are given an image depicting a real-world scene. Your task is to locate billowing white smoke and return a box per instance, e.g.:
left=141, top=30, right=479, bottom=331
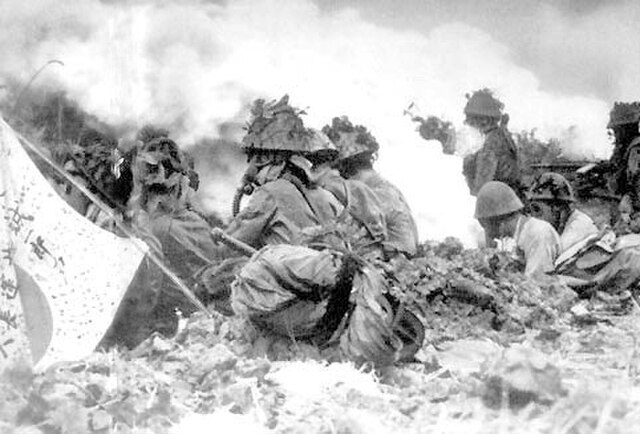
left=0, top=0, right=614, bottom=246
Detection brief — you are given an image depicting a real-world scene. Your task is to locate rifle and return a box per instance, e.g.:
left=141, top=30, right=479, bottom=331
left=210, top=228, right=257, bottom=256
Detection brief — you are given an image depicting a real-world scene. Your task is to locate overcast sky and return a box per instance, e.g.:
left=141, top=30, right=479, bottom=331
left=314, top=0, right=639, bottom=102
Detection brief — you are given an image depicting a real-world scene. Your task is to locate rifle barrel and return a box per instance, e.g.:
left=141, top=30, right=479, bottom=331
left=211, top=228, right=257, bottom=256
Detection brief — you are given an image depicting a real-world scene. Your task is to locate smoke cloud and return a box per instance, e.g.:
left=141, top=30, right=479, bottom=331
left=504, top=1, right=640, bottom=103
left=0, top=0, right=622, bottom=245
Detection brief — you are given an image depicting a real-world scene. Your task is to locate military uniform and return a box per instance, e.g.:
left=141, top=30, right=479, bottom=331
left=467, top=126, right=521, bottom=196
left=614, top=193, right=640, bottom=235
left=514, top=215, right=561, bottom=277
left=613, top=138, right=640, bottom=234
left=141, top=208, right=219, bottom=331
left=352, top=169, right=419, bottom=257
left=101, top=208, right=219, bottom=347
left=560, top=209, right=598, bottom=253
left=321, top=117, right=419, bottom=256
left=607, top=102, right=640, bottom=196
left=227, top=177, right=344, bottom=249
left=102, top=136, right=216, bottom=346
left=317, top=168, right=387, bottom=251
left=227, top=108, right=424, bottom=364
left=149, top=209, right=219, bottom=283
left=609, top=144, right=629, bottom=197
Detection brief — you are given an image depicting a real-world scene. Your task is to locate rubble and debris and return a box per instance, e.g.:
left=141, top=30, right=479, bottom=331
left=3, top=233, right=640, bottom=432
left=481, top=344, right=566, bottom=409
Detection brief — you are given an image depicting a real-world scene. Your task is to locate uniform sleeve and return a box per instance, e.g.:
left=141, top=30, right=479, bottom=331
left=462, top=153, right=477, bottom=194
left=225, top=189, right=277, bottom=248
left=609, top=146, right=628, bottom=195
left=560, top=212, right=598, bottom=252
left=471, top=139, right=498, bottom=195
left=384, top=209, right=419, bottom=256
left=157, top=212, right=222, bottom=266
left=522, top=224, right=560, bottom=277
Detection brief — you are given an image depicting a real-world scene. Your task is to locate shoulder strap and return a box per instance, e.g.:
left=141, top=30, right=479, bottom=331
left=280, top=174, right=322, bottom=223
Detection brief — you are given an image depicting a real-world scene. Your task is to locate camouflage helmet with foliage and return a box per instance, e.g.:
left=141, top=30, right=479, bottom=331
left=464, top=88, right=504, bottom=119
left=322, top=116, right=379, bottom=161
left=55, top=128, right=119, bottom=193
left=305, top=128, right=339, bottom=163
left=134, top=137, right=197, bottom=191
left=607, top=101, right=640, bottom=128
left=241, top=95, right=318, bottom=154
left=529, top=172, right=575, bottom=203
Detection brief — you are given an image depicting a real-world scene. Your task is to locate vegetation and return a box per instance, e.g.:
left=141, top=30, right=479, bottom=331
left=3, top=241, right=640, bottom=433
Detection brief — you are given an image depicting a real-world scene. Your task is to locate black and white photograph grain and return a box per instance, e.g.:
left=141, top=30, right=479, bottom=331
left=1, top=0, right=640, bottom=432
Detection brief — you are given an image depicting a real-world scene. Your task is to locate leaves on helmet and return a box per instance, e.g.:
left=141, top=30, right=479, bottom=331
left=242, top=95, right=314, bottom=152
left=322, top=116, right=379, bottom=155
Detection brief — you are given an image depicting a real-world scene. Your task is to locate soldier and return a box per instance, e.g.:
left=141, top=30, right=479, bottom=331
left=202, top=97, right=348, bottom=316
left=614, top=137, right=640, bottom=234
left=225, top=96, right=344, bottom=248
left=218, top=100, right=424, bottom=365
left=462, top=89, right=522, bottom=198
left=607, top=102, right=640, bottom=198
left=103, top=136, right=217, bottom=346
left=51, top=129, right=130, bottom=229
left=306, top=128, right=388, bottom=257
left=475, top=181, right=561, bottom=278
left=529, top=172, right=598, bottom=253
left=324, top=116, right=419, bottom=258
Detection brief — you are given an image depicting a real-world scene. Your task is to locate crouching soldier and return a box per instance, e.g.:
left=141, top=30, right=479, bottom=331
left=475, top=181, right=561, bottom=279
left=102, top=136, right=217, bottom=347
left=306, top=128, right=388, bottom=259
left=528, top=172, right=598, bottom=253
left=226, top=241, right=423, bottom=367
left=225, top=96, right=344, bottom=248
left=323, top=116, right=419, bottom=258
left=201, top=96, right=345, bottom=314
left=209, top=98, right=423, bottom=365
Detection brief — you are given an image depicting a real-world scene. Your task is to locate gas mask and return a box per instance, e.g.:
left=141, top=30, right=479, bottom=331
left=244, top=154, right=286, bottom=187
left=232, top=153, right=287, bottom=216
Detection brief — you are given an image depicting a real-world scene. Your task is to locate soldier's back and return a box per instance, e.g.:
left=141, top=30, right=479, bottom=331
left=353, top=169, right=419, bottom=256
left=485, top=127, right=520, bottom=185
left=228, top=177, right=344, bottom=248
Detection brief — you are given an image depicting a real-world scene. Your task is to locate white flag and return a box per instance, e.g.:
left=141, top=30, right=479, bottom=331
left=0, top=117, right=147, bottom=371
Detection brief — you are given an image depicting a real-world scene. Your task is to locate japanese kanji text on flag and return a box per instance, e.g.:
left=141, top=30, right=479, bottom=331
left=0, top=117, right=147, bottom=371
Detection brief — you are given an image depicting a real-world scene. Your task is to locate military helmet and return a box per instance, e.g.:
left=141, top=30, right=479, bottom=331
left=241, top=95, right=314, bottom=154
left=56, top=129, right=118, bottom=193
left=464, top=89, right=504, bottom=119
left=475, top=181, right=524, bottom=219
left=607, top=102, right=640, bottom=128
left=305, top=128, right=339, bottom=163
left=322, top=116, right=379, bottom=161
left=529, top=172, right=575, bottom=203
left=135, top=137, right=190, bottom=189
